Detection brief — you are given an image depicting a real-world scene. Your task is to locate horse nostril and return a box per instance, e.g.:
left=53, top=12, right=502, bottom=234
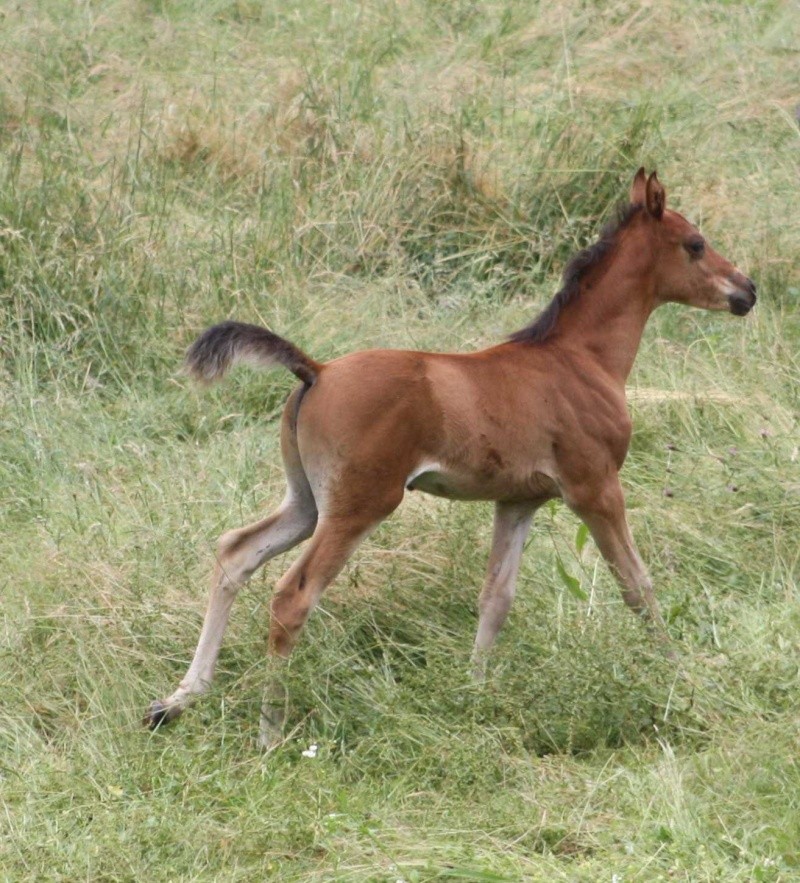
left=728, top=293, right=753, bottom=316
left=732, top=275, right=757, bottom=302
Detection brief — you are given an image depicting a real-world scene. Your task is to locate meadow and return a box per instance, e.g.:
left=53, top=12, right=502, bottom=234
left=1, top=1, right=798, bottom=879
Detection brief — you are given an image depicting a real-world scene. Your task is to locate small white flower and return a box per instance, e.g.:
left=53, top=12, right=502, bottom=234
left=301, top=743, right=319, bottom=758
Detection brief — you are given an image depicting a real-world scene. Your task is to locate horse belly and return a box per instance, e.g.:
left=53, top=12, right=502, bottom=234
left=406, top=464, right=557, bottom=502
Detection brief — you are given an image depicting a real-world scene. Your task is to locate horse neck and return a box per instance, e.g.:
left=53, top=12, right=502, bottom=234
left=552, top=244, right=657, bottom=384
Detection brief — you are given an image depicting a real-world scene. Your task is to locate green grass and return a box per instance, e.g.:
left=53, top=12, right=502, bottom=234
left=1, top=0, right=799, bottom=879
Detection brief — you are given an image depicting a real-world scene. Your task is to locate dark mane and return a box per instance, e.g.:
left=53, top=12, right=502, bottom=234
left=509, top=202, right=643, bottom=344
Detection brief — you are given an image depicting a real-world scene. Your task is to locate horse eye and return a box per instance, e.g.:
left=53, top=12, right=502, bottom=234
left=685, top=238, right=705, bottom=258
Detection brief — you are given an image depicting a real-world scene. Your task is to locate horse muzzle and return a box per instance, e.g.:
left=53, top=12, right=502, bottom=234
left=727, top=276, right=757, bottom=316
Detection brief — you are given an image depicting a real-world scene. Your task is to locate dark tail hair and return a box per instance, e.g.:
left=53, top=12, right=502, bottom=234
left=185, top=321, right=321, bottom=385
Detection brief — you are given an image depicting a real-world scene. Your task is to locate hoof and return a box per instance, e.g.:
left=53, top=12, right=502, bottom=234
left=258, top=728, right=282, bottom=752
left=259, top=703, right=285, bottom=751
left=258, top=715, right=284, bottom=751
left=144, top=700, right=182, bottom=730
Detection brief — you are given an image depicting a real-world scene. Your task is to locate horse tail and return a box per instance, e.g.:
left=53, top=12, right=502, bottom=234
left=185, top=321, right=321, bottom=386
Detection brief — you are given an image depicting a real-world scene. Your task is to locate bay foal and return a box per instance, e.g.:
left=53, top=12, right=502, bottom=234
left=146, top=170, right=756, bottom=745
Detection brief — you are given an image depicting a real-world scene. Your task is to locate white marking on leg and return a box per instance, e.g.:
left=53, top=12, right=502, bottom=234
left=471, top=501, right=537, bottom=680
left=160, top=496, right=316, bottom=714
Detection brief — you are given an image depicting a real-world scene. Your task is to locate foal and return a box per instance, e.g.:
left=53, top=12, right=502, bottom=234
left=146, top=169, right=756, bottom=745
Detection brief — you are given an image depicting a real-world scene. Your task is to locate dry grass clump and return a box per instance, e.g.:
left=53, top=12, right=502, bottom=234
left=157, top=69, right=347, bottom=185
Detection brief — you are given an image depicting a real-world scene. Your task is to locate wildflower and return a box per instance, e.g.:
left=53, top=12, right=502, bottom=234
left=301, top=743, right=319, bottom=758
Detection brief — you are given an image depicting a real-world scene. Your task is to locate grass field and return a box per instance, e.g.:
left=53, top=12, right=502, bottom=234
left=1, top=1, right=799, bottom=880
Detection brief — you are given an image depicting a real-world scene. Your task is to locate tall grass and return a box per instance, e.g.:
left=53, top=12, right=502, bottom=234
left=1, top=1, right=798, bottom=880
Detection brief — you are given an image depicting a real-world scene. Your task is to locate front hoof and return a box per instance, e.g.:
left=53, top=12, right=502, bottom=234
left=257, top=727, right=282, bottom=752
left=258, top=704, right=285, bottom=751
left=144, top=700, right=182, bottom=730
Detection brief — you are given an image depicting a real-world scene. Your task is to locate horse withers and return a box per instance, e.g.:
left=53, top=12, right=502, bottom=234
left=146, top=169, right=756, bottom=747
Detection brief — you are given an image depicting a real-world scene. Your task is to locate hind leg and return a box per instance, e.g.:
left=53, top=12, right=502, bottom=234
left=146, top=492, right=317, bottom=728
left=259, top=497, right=402, bottom=748
left=147, top=393, right=318, bottom=729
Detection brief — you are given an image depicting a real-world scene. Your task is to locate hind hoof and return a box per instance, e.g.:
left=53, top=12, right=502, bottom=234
left=144, top=700, right=182, bottom=730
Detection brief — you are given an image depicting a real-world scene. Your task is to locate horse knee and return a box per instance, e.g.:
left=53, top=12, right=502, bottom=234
left=269, top=587, right=311, bottom=656
left=271, top=584, right=310, bottom=628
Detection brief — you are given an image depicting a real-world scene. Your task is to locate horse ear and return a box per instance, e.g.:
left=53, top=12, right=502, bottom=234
left=630, top=167, right=647, bottom=205
left=645, top=171, right=666, bottom=220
